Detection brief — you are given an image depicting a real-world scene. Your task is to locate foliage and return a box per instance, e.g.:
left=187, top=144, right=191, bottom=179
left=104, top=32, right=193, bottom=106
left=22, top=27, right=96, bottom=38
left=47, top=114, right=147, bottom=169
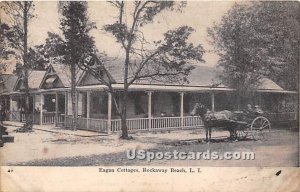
left=0, top=22, right=15, bottom=73
left=27, top=32, right=67, bottom=70
left=249, top=2, right=299, bottom=91
left=60, top=1, right=96, bottom=66
left=0, top=23, right=15, bottom=59
left=208, top=2, right=300, bottom=95
left=59, top=1, right=96, bottom=130
left=0, top=2, right=35, bottom=64
left=0, top=1, right=35, bottom=129
left=79, top=1, right=204, bottom=139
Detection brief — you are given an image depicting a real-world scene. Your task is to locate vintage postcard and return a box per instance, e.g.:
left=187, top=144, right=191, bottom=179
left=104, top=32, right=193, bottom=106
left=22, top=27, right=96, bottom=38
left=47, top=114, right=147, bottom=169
left=0, top=1, right=299, bottom=191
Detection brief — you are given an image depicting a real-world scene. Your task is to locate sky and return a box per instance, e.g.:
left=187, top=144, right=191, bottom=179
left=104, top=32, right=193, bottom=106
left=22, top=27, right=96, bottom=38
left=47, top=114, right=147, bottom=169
left=4, top=1, right=236, bottom=73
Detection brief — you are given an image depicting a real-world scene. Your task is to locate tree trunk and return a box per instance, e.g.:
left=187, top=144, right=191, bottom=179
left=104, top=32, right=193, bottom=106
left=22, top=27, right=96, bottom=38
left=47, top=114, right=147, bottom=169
left=71, top=61, right=77, bottom=131
left=119, top=45, right=131, bottom=139
left=120, top=89, right=129, bottom=139
left=23, top=1, right=32, bottom=129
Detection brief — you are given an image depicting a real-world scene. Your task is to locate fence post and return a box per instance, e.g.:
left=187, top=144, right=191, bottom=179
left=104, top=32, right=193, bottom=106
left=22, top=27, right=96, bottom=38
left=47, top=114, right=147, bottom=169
left=9, top=95, right=13, bottom=121
left=40, top=93, right=43, bottom=125
left=180, top=92, right=184, bottom=129
left=55, top=92, right=58, bottom=126
left=32, top=94, right=35, bottom=124
left=147, top=91, right=152, bottom=131
left=107, top=92, right=112, bottom=134
left=86, top=91, right=90, bottom=130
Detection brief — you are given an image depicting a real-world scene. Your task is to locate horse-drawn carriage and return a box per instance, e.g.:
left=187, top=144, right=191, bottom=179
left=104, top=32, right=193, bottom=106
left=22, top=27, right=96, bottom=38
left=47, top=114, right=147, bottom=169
left=191, top=103, right=271, bottom=142
left=231, top=110, right=271, bottom=140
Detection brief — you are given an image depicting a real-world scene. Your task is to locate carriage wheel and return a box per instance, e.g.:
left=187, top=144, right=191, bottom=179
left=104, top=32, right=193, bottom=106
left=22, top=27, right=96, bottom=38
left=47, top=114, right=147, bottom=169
left=250, top=116, right=271, bottom=141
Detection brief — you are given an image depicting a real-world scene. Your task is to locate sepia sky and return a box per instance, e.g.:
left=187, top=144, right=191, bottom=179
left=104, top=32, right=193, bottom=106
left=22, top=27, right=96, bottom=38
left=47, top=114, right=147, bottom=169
left=13, top=1, right=235, bottom=71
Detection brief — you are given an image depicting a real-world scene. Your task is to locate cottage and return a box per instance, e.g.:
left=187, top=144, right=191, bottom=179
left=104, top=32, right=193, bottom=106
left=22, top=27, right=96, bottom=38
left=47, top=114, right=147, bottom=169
left=0, top=59, right=298, bottom=133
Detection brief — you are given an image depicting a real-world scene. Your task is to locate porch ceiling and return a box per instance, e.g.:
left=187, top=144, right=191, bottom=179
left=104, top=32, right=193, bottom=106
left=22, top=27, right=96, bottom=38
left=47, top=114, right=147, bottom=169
left=257, top=89, right=298, bottom=94
left=76, top=84, right=235, bottom=92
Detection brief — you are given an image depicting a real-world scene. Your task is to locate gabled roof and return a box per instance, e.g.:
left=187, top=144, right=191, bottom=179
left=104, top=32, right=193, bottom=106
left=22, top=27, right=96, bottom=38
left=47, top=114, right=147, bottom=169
left=13, top=70, right=46, bottom=91
left=0, top=74, right=18, bottom=93
left=40, top=64, right=84, bottom=88
left=257, top=78, right=283, bottom=91
left=78, top=57, right=226, bottom=88
left=78, top=57, right=289, bottom=93
left=28, top=71, right=46, bottom=89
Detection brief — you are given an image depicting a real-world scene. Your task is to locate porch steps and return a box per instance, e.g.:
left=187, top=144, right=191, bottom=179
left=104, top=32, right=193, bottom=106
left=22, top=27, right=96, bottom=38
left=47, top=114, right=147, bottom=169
left=1, top=124, right=14, bottom=147
left=2, top=135, right=14, bottom=143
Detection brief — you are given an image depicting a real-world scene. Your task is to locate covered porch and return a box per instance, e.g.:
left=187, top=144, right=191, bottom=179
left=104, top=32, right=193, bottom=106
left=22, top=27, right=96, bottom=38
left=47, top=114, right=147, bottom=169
left=61, top=84, right=237, bottom=133
left=7, top=90, right=67, bottom=125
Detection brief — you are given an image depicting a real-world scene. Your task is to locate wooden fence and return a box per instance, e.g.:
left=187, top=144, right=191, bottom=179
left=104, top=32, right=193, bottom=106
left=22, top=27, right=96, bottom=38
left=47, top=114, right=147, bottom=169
left=62, top=115, right=203, bottom=133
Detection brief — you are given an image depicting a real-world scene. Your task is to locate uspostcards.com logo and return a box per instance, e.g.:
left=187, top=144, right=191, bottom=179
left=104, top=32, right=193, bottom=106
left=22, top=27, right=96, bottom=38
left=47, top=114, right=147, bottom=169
left=127, top=149, right=255, bottom=162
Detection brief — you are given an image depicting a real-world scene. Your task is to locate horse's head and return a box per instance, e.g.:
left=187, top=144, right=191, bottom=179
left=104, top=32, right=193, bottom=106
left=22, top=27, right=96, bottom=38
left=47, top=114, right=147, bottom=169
left=190, top=102, right=208, bottom=118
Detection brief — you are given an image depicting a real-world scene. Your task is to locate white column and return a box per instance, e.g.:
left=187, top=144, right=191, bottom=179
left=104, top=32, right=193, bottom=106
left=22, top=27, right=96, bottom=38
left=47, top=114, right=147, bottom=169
left=180, top=92, right=184, bottom=128
left=147, top=91, right=152, bottom=130
left=211, top=92, right=215, bottom=112
left=32, top=94, right=35, bottom=124
left=86, top=91, right=90, bottom=129
left=40, top=93, right=43, bottom=125
left=65, top=91, right=68, bottom=116
left=55, top=92, right=58, bottom=126
left=9, top=95, right=13, bottom=121
left=107, top=92, right=112, bottom=134
left=77, top=91, right=81, bottom=117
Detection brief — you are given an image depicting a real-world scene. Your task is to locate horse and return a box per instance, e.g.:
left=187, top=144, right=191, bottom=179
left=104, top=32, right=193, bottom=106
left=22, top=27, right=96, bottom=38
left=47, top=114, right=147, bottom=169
left=191, top=103, right=238, bottom=143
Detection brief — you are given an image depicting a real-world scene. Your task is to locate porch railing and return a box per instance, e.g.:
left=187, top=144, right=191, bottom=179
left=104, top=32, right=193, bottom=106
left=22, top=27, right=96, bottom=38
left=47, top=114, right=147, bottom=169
left=9, top=111, right=26, bottom=122
left=42, top=113, right=56, bottom=124
left=10, top=111, right=21, bottom=122
left=112, top=116, right=203, bottom=132
left=42, top=112, right=65, bottom=125
left=62, top=115, right=203, bottom=133
left=63, top=115, right=108, bottom=132
left=151, top=116, right=181, bottom=130
left=183, top=116, right=203, bottom=128
left=111, top=118, right=149, bottom=132
left=266, top=112, right=298, bottom=122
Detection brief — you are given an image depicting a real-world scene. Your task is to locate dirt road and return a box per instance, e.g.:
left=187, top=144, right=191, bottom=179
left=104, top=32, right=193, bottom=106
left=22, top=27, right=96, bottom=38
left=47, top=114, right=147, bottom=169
left=1, top=125, right=298, bottom=166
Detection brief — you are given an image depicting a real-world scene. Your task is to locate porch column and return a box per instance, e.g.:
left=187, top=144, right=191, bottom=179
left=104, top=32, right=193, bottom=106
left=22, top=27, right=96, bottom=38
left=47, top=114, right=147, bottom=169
left=9, top=95, right=12, bottom=121
left=32, top=94, right=35, bottom=124
left=147, top=91, right=152, bottom=130
left=40, top=93, right=43, bottom=125
left=86, top=91, right=90, bottom=130
left=107, top=92, right=112, bottom=134
left=180, top=92, right=184, bottom=128
left=211, top=92, right=215, bottom=112
left=9, top=95, right=13, bottom=121
left=55, top=92, right=58, bottom=126
left=65, top=91, right=68, bottom=116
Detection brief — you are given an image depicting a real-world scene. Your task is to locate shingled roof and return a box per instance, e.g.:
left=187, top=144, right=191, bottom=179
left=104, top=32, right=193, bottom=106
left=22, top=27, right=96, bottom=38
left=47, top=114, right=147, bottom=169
left=78, top=57, right=225, bottom=88
left=40, top=64, right=84, bottom=88
left=78, top=57, right=288, bottom=93
left=13, top=70, right=46, bottom=91
left=0, top=74, right=18, bottom=93
left=28, top=71, right=46, bottom=89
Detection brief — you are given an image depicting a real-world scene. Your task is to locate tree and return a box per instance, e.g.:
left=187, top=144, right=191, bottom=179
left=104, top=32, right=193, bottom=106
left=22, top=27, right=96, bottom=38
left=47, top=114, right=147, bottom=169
left=79, top=1, right=205, bottom=139
left=248, top=2, right=300, bottom=91
left=40, top=32, right=67, bottom=61
left=208, top=2, right=299, bottom=109
left=0, top=22, right=14, bottom=73
left=1, top=1, right=35, bottom=129
left=27, top=48, right=47, bottom=70
left=28, top=32, right=67, bottom=70
left=59, top=2, right=96, bottom=131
